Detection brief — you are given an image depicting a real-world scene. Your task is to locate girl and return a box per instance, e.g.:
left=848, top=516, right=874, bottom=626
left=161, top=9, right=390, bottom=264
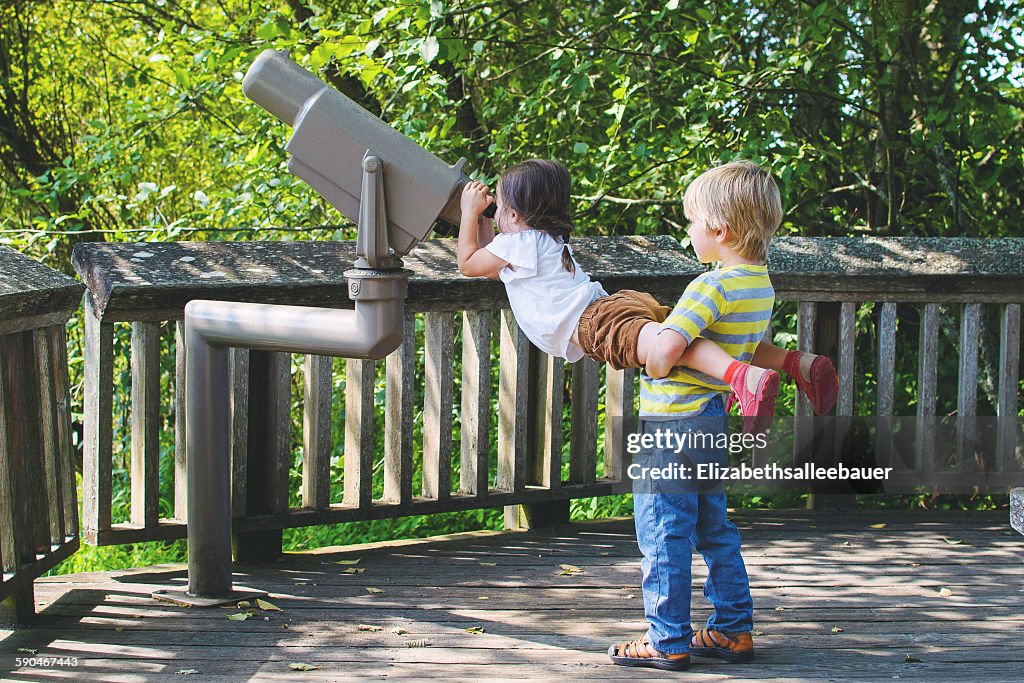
left=456, top=159, right=837, bottom=425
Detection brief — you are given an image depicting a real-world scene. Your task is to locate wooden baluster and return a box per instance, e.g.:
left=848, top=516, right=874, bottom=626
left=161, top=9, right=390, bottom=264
left=957, top=304, right=981, bottom=471
left=83, top=297, right=113, bottom=537
left=876, top=303, right=897, bottom=469
left=531, top=350, right=564, bottom=489
left=344, top=358, right=376, bottom=508
left=230, top=348, right=249, bottom=518
left=34, top=327, right=64, bottom=546
left=916, top=304, right=939, bottom=477
left=605, top=367, right=637, bottom=482
left=0, top=336, right=33, bottom=620
left=569, top=358, right=600, bottom=485
left=795, top=302, right=816, bottom=477
left=384, top=312, right=415, bottom=504
left=423, top=312, right=454, bottom=500
left=233, top=350, right=290, bottom=562
left=836, top=303, right=856, bottom=416
left=835, top=302, right=856, bottom=457
left=130, top=321, right=161, bottom=529
left=1, top=332, right=47, bottom=556
left=498, top=310, right=529, bottom=494
left=174, top=320, right=188, bottom=521
left=460, top=311, right=492, bottom=496
left=997, top=304, right=1020, bottom=473
left=0, top=346, right=12, bottom=563
left=303, top=355, right=332, bottom=510
left=48, top=325, right=78, bottom=540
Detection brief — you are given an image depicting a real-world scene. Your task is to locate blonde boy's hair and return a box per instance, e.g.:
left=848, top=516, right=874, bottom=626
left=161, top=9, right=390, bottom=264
left=683, top=160, right=782, bottom=262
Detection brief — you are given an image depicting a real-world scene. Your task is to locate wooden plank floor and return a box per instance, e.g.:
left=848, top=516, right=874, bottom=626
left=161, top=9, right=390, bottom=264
left=2, top=511, right=1022, bottom=681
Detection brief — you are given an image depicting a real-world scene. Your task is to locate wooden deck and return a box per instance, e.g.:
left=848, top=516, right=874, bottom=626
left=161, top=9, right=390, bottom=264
left=2, top=511, right=1021, bottom=681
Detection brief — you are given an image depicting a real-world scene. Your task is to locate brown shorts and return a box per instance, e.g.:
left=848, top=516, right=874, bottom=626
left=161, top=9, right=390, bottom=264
left=577, top=290, right=671, bottom=370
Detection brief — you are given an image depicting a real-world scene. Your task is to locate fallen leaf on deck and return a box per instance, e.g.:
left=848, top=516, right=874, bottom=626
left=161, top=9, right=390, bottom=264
left=343, top=568, right=366, bottom=574
left=831, top=627, right=844, bottom=633
left=465, top=626, right=486, bottom=634
left=175, top=669, right=199, bottom=675
left=366, top=587, right=384, bottom=594
left=227, top=612, right=253, bottom=621
left=869, top=523, right=886, bottom=529
left=289, top=663, right=320, bottom=671
left=477, top=596, right=490, bottom=600
left=624, top=594, right=635, bottom=599
left=775, top=607, right=785, bottom=611
left=938, top=588, right=954, bottom=597
left=479, top=562, right=497, bottom=567
left=391, top=627, right=408, bottom=635
left=257, top=599, right=281, bottom=611
left=358, top=624, right=384, bottom=631
left=752, top=629, right=764, bottom=636
left=115, top=627, right=124, bottom=632
left=942, top=537, right=963, bottom=545
left=841, top=541, right=851, bottom=547
left=599, top=552, right=610, bottom=556
left=904, top=654, right=923, bottom=663
left=334, top=559, right=361, bottom=565
left=558, top=563, right=584, bottom=575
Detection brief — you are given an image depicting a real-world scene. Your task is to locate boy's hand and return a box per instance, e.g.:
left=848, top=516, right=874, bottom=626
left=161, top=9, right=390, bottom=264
left=461, top=180, right=492, bottom=217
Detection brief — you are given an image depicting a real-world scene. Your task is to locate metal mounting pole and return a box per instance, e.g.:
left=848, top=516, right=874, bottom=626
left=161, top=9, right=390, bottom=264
left=155, top=160, right=408, bottom=608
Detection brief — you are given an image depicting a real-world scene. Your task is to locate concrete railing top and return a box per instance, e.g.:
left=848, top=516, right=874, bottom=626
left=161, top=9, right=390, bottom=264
left=0, top=245, right=84, bottom=335
left=71, top=236, right=1024, bottom=321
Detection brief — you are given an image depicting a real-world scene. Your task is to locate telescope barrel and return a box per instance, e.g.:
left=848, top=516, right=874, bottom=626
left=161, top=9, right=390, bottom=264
left=242, top=50, right=327, bottom=127
left=242, top=50, right=470, bottom=257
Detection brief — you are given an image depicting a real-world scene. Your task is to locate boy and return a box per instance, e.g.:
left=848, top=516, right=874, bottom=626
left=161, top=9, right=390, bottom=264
left=608, top=160, right=779, bottom=670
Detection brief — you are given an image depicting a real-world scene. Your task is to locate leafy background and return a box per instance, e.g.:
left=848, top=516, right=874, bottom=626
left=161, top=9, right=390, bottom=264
left=1, top=1, right=1020, bottom=572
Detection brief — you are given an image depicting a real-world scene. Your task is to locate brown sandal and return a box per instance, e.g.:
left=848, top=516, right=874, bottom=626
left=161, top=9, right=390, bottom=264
left=608, top=633, right=690, bottom=671
left=689, top=628, right=755, bottom=662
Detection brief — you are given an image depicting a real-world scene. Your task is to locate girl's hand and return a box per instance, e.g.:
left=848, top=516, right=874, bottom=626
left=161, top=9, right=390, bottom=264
left=461, top=180, right=492, bottom=216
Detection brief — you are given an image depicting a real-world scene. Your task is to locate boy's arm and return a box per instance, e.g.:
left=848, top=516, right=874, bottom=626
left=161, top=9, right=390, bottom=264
left=458, top=182, right=505, bottom=279
left=646, top=328, right=689, bottom=379
left=650, top=275, right=727, bottom=378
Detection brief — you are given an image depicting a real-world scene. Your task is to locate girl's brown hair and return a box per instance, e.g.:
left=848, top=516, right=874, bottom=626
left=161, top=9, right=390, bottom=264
left=498, top=159, right=576, bottom=274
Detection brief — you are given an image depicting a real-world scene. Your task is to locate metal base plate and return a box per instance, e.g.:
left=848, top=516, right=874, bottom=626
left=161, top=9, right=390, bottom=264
left=151, top=587, right=268, bottom=608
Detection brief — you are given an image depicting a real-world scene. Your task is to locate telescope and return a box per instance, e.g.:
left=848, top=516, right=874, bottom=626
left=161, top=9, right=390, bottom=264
left=241, top=49, right=481, bottom=264
left=168, top=49, right=501, bottom=607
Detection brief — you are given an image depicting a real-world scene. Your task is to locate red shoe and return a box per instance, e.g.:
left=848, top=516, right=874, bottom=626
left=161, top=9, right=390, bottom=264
left=783, top=351, right=839, bottom=415
left=727, top=364, right=780, bottom=434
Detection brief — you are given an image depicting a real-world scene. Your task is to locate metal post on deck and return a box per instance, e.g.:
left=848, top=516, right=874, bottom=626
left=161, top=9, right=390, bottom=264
left=154, top=49, right=471, bottom=607
left=155, top=155, right=411, bottom=607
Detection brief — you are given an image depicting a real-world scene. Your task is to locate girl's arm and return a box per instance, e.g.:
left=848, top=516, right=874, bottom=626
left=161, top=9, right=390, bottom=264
left=458, top=181, right=506, bottom=279
left=646, top=329, right=689, bottom=379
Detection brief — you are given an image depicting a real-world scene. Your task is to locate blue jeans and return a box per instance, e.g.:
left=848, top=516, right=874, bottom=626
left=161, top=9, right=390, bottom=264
left=633, top=395, right=754, bottom=654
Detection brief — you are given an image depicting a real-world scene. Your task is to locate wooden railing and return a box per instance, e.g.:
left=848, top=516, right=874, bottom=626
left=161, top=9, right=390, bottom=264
left=0, top=246, right=82, bottom=623
left=70, top=236, right=1024, bottom=550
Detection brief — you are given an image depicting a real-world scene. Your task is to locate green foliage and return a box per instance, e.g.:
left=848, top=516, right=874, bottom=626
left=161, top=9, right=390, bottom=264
left=6, top=2, right=1018, bottom=573
left=3, top=1, right=1023, bottom=270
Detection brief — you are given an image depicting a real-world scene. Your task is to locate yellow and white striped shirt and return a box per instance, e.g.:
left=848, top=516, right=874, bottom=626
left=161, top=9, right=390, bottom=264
left=640, top=264, right=775, bottom=417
